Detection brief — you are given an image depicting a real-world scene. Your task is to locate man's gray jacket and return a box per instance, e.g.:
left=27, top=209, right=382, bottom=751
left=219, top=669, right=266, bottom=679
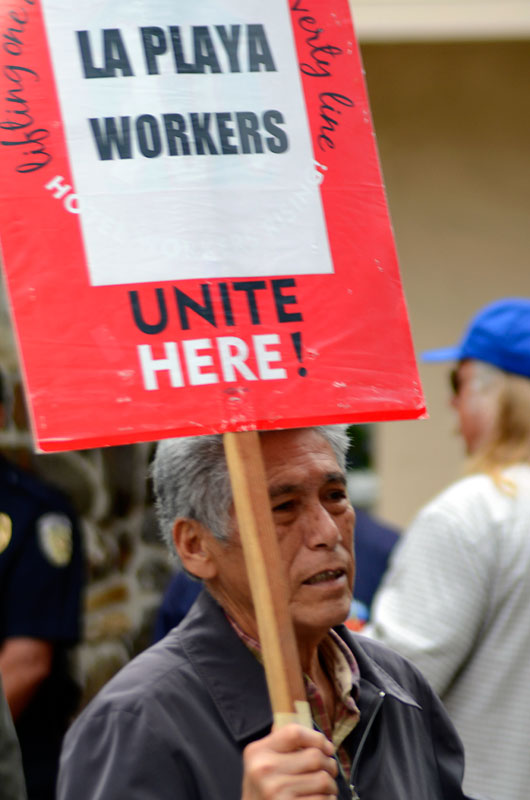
left=58, top=591, right=471, bottom=799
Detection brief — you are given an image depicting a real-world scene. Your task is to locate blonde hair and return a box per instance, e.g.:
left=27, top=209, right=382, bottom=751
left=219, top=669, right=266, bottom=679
left=465, top=365, right=530, bottom=491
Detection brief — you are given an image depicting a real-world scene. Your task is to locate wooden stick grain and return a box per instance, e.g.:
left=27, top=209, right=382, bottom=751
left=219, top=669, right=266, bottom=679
left=223, top=431, right=307, bottom=717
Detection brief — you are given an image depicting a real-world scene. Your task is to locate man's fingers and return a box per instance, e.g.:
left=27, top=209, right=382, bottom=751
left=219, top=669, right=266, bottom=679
left=242, top=724, right=339, bottom=800
left=246, top=748, right=337, bottom=780
left=278, top=748, right=337, bottom=778
left=266, top=723, right=335, bottom=756
left=279, top=769, right=338, bottom=796
left=244, top=768, right=338, bottom=799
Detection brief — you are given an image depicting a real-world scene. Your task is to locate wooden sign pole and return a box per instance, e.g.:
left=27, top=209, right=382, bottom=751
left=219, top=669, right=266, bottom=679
left=223, top=431, right=311, bottom=728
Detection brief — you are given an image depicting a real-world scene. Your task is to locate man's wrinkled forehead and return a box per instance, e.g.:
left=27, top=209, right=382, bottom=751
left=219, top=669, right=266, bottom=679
left=258, top=428, right=344, bottom=489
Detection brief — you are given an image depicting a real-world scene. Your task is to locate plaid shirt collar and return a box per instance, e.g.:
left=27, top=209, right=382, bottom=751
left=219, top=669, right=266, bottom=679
left=227, top=614, right=361, bottom=776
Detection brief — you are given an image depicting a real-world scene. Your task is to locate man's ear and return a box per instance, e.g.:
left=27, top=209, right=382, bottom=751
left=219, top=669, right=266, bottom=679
left=172, top=519, right=218, bottom=580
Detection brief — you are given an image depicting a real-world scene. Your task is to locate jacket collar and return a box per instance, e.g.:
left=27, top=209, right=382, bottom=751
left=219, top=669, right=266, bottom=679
left=338, top=626, right=421, bottom=711
left=177, top=590, right=419, bottom=744
left=178, top=590, right=272, bottom=742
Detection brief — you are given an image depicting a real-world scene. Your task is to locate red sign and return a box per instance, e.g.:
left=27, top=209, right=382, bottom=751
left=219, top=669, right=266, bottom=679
left=0, top=0, right=425, bottom=452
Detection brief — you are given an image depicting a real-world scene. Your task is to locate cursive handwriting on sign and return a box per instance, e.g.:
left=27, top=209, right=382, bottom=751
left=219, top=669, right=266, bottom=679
left=291, top=0, right=354, bottom=152
left=1, top=0, right=52, bottom=173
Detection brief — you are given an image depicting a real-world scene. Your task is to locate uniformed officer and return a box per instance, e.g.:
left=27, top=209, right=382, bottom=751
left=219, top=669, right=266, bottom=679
left=0, top=451, right=84, bottom=800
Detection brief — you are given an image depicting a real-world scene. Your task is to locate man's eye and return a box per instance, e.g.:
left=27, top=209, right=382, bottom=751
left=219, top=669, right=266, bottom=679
left=327, top=489, right=347, bottom=502
left=272, top=500, right=294, bottom=513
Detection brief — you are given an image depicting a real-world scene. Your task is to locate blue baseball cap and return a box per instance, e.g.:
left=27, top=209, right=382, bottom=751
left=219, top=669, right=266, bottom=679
left=422, top=298, right=530, bottom=379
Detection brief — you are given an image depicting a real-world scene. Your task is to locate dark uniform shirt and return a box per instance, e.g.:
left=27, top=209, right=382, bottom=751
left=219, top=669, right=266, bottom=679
left=0, top=454, right=84, bottom=800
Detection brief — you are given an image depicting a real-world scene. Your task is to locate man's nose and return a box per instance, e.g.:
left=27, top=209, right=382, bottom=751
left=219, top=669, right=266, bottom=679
left=304, top=503, right=341, bottom=548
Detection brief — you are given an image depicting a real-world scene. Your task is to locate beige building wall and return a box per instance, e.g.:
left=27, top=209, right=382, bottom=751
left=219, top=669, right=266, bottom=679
left=358, top=40, right=530, bottom=527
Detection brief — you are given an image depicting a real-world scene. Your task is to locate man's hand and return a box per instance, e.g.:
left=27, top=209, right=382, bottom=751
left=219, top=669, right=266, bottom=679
left=241, top=723, right=338, bottom=799
left=0, top=638, right=53, bottom=720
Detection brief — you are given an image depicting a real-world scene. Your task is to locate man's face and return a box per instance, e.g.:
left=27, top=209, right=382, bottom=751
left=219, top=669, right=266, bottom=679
left=206, top=428, right=355, bottom=646
left=450, top=360, right=499, bottom=454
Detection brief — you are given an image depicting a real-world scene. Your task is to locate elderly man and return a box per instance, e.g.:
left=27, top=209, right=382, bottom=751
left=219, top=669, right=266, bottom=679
left=368, top=298, right=530, bottom=800
left=59, top=426, right=469, bottom=799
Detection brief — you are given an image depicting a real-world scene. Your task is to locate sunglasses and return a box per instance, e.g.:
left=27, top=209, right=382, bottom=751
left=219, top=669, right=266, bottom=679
left=449, top=368, right=461, bottom=395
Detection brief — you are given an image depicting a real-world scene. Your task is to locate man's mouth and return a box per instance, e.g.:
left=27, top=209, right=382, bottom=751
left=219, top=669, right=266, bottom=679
left=304, top=569, right=345, bottom=585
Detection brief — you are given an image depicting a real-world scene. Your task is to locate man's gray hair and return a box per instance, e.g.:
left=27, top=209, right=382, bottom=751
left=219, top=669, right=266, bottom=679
left=151, top=426, right=349, bottom=568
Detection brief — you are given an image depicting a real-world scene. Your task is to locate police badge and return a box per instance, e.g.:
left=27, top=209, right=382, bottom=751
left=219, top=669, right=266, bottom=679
left=37, top=513, right=73, bottom=566
left=0, top=512, right=12, bottom=554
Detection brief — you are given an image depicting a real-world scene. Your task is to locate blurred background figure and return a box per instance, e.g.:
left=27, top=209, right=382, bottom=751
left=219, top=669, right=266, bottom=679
left=348, top=507, right=399, bottom=626
left=0, top=377, right=85, bottom=800
left=367, top=298, right=530, bottom=800
left=0, top=675, right=27, bottom=800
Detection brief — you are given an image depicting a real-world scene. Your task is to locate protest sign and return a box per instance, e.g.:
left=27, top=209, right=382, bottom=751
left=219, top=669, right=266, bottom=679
left=0, top=0, right=426, bottom=452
